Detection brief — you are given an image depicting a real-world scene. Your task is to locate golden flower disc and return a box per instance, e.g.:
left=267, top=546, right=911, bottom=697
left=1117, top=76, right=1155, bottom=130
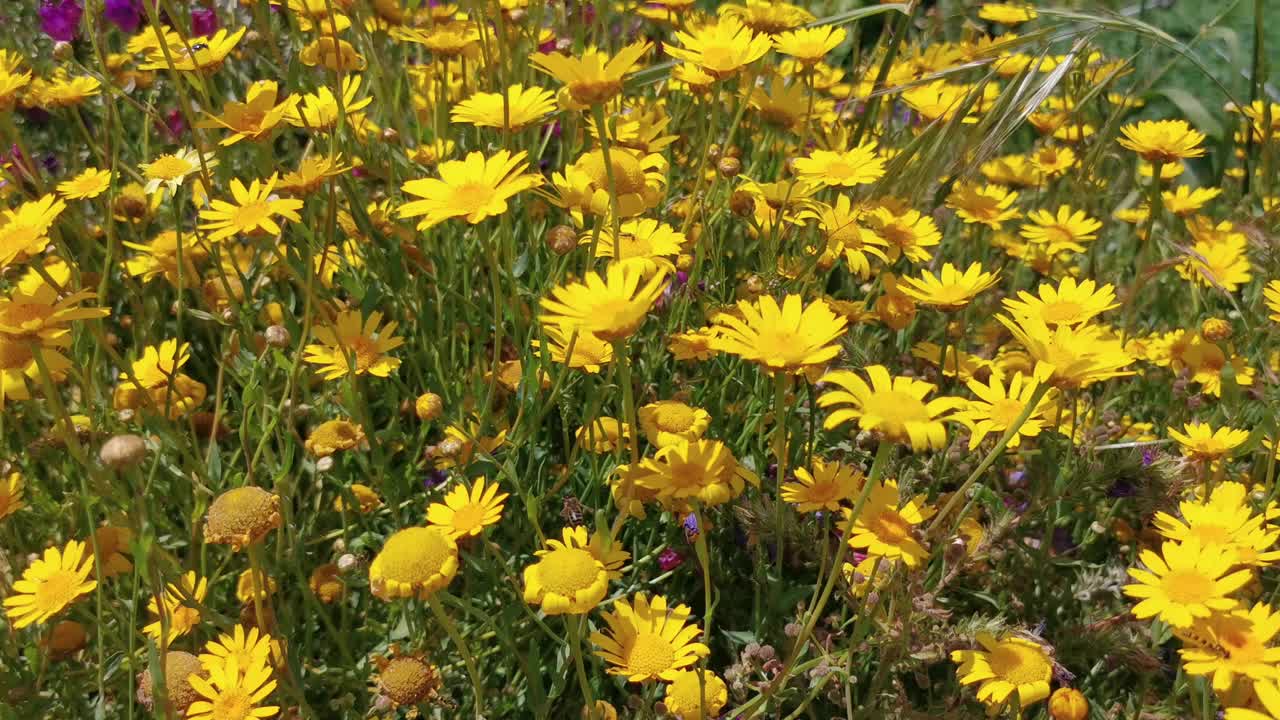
left=379, top=655, right=440, bottom=706
left=137, top=650, right=205, bottom=714
left=204, top=486, right=282, bottom=551
left=369, top=526, right=458, bottom=600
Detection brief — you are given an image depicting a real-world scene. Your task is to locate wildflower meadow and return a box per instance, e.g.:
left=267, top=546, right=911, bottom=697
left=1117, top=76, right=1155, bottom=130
left=3, top=0, right=1280, bottom=717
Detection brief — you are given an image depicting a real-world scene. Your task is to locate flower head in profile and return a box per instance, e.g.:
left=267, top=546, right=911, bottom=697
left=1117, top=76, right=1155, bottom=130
left=1167, top=422, right=1249, bottom=461
left=203, top=80, right=297, bottom=145
left=0, top=472, right=23, bottom=521
left=304, top=419, right=366, bottom=458
left=1118, top=119, right=1206, bottom=163
left=451, top=84, right=556, bottom=131
left=998, top=315, right=1134, bottom=389
left=144, top=571, right=208, bottom=643
left=303, top=310, right=405, bottom=380
left=718, top=0, right=813, bottom=35
left=896, top=262, right=1000, bottom=312
left=1177, top=235, right=1252, bottom=292
left=1125, top=537, right=1249, bottom=628
left=818, top=365, right=965, bottom=451
left=625, top=439, right=756, bottom=510
left=427, top=477, right=508, bottom=539
left=951, top=632, right=1053, bottom=713
left=531, top=42, right=651, bottom=107
left=708, top=294, right=848, bottom=375
left=638, top=400, right=711, bottom=448
left=198, top=174, right=303, bottom=242
left=369, top=526, right=459, bottom=601
left=946, top=183, right=1021, bottom=229
left=773, top=25, right=846, bottom=65
left=1002, top=277, right=1117, bottom=327
left=3, top=539, right=96, bottom=629
left=665, top=16, right=773, bottom=80
left=140, top=27, right=246, bottom=73
left=782, top=458, right=864, bottom=513
left=591, top=593, right=709, bottom=682
left=140, top=147, right=216, bottom=197
left=57, top=167, right=112, bottom=200
left=399, top=150, right=542, bottom=229
left=793, top=143, right=885, bottom=188
left=1, top=194, right=67, bottom=271
left=523, top=526, right=611, bottom=615
left=539, top=262, right=668, bottom=342
left=978, top=3, right=1037, bottom=24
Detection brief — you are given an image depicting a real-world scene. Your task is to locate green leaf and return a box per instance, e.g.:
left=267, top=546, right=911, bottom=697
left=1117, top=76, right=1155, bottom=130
left=808, top=3, right=910, bottom=28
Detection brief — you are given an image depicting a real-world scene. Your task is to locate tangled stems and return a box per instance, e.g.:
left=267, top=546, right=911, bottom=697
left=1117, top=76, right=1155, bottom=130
left=772, top=372, right=789, bottom=575
left=567, top=615, right=598, bottom=719
left=926, top=380, right=1052, bottom=539
left=428, top=595, right=485, bottom=718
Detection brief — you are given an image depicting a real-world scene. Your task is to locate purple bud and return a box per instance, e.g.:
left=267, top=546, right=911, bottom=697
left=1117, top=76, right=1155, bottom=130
left=102, top=0, right=142, bottom=32
left=682, top=512, right=699, bottom=541
left=1141, top=448, right=1155, bottom=466
left=658, top=548, right=683, bottom=572
left=155, top=108, right=186, bottom=140
left=423, top=469, right=448, bottom=489
left=39, top=0, right=83, bottom=42
left=190, top=6, right=218, bottom=36
left=40, top=154, right=61, bottom=175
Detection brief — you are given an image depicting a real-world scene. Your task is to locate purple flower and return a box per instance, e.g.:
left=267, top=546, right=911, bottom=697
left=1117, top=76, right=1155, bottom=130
left=657, top=548, right=683, bottom=572
left=538, top=35, right=557, bottom=54
left=423, top=469, right=448, bottom=490
left=190, top=6, right=218, bottom=36
left=40, top=154, right=61, bottom=176
left=102, top=0, right=142, bottom=32
left=155, top=108, right=186, bottom=140
left=1141, top=448, right=1155, bottom=466
left=682, top=513, right=700, bottom=541
left=40, top=0, right=83, bottom=42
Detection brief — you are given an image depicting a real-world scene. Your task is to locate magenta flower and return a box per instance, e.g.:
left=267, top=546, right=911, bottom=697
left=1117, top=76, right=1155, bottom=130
left=39, top=0, right=83, bottom=42
left=102, top=0, right=141, bottom=32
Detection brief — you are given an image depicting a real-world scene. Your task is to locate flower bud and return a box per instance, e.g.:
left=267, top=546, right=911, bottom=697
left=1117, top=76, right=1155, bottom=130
left=337, top=553, right=359, bottom=572
left=264, top=324, right=291, bottom=348
left=546, top=224, right=577, bottom=255
left=1048, top=688, right=1088, bottom=720
left=730, top=190, right=756, bottom=217
left=717, top=156, right=742, bottom=178
left=415, top=392, right=443, bottom=422
left=1200, top=317, right=1231, bottom=342
left=100, top=434, right=148, bottom=470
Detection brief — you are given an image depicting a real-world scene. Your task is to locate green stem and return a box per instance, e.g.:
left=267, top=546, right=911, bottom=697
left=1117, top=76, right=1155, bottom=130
left=429, top=595, right=485, bottom=717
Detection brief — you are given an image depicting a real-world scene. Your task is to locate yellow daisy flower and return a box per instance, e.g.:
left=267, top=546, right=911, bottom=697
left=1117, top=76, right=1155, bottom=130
left=302, top=310, right=405, bottom=380
left=0, top=471, right=23, bottom=520
left=1125, top=537, right=1250, bottom=628
left=144, top=571, right=208, bottom=643
left=665, top=16, right=773, bottom=80
left=57, top=167, right=112, bottom=199
left=426, top=477, right=509, bottom=539
left=844, top=480, right=929, bottom=566
left=451, top=84, right=557, bottom=131
left=957, top=371, right=1056, bottom=450
left=522, top=526, right=611, bottom=615
left=638, top=400, right=711, bottom=448
left=197, top=174, right=304, bottom=242
left=3, top=539, right=96, bottom=628
left=708, top=294, right=848, bottom=374
left=399, top=149, right=543, bottom=229
left=896, top=262, right=1001, bottom=312
left=772, top=25, right=846, bottom=65
left=951, top=632, right=1053, bottom=713
left=781, top=458, right=864, bottom=512
left=369, top=526, right=459, bottom=600
left=663, top=669, right=729, bottom=719
left=1118, top=119, right=1207, bottom=163
left=818, top=365, right=965, bottom=451
left=946, top=183, right=1021, bottom=229
left=1002, top=277, right=1118, bottom=327
left=186, top=657, right=279, bottom=720
left=626, top=439, right=756, bottom=510
left=590, top=593, right=709, bottom=682
left=1167, top=422, right=1250, bottom=461
left=530, top=42, right=651, bottom=106
left=539, top=262, right=667, bottom=342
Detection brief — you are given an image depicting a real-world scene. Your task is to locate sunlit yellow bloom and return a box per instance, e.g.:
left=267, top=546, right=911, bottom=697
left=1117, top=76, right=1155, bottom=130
left=638, top=400, right=711, bottom=448
left=302, top=310, right=404, bottom=380
left=531, top=42, right=651, bottom=106
left=399, top=150, right=542, bottom=229
left=141, top=28, right=246, bottom=73
left=426, top=477, right=509, bottom=539
left=1167, top=422, right=1250, bottom=461
left=1118, top=119, right=1206, bottom=163
left=946, top=183, right=1021, bottom=229
left=772, top=25, right=845, bottom=65
left=591, top=593, right=709, bottom=682
left=819, top=365, right=965, bottom=451
left=1124, top=537, right=1249, bottom=628
left=0, top=194, right=66, bottom=270
left=57, top=168, right=112, bottom=200
left=782, top=458, right=863, bottom=512
left=665, top=16, right=773, bottom=80
left=143, top=572, right=208, bottom=643
left=451, top=84, right=556, bottom=131
left=957, top=372, right=1055, bottom=450
left=3, top=539, right=96, bottom=628
left=198, top=175, right=304, bottom=242
left=1002, top=277, right=1117, bottom=327
left=844, top=480, right=929, bottom=566
left=952, top=632, right=1052, bottom=713
left=202, top=80, right=297, bottom=145
left=539, top=262, right=667, bottom=342
left=896, top=262, right=1000, bottom=312
left=793, top=143, right=885, bottom=188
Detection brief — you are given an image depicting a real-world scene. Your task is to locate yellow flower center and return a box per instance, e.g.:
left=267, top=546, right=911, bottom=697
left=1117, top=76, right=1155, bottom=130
left=868, top=509, right=912, bottom=544
left=146, top=155, right=196, bottom=181
left=627, top=631, right=677, bottom=677
left=865, top=391, right=931, bottom=427
left=1161, top=569, right=1214, bottom=605
left=347, top=337, right=382, bottom=372
left=1042, top=225, right=1076, bottom=246
left=0, top=302, right=49, bottom=329
left=1221, top=628, right=1266, bottom=665
left=229, top=201, right=272, bottom=233
left=447, top=502, right=487, bottom=536
left=1040, top=300, right=1085, bottom=325
left=2, top=225, right=42, bottom=254
left=1189, top=523, right=1232, bottom=546
left=378, top=527, right=452, bottom=585
left=877, top=222, right=915, bottom=249
left=668, top=461, right=709, bottom=491
left=654, top=404, right=696, bottom=432
left=34, top=569, right=81, bottom=613
left=988, top=642, right=1051, bottom=686
left=0, top=340, right=34, bottom=370
left=449, top=182, right=499, bottom=213
left=209, top=687, right=253, bottom=720
left=987, top=397, right=1026, bottom=427
left=581, top=152, right=647, bottom=195
left=537, top=547, right=601, bottom=596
